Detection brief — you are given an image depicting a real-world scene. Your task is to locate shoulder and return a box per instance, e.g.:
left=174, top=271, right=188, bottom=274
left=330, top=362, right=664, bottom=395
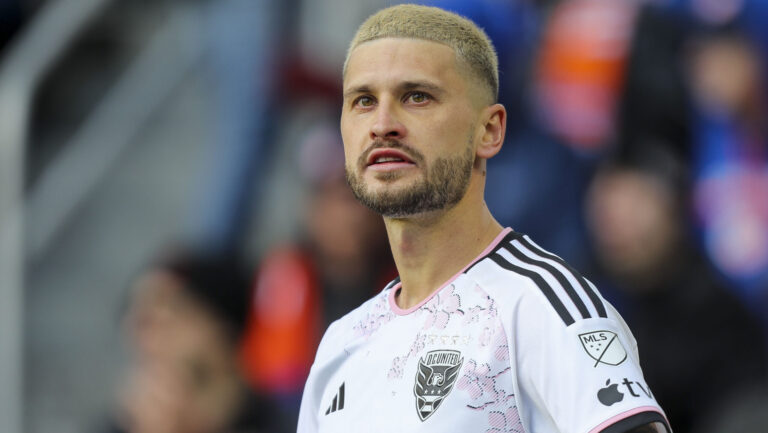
left=466, top=232, right=671, bottom=433
left=465, top=230, right=609, bottom=328
left=464, top=230, right=640, bottom=367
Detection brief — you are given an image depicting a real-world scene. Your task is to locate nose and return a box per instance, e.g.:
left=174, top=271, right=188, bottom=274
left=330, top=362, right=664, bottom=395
left=370, top=99, right=406, bottom=140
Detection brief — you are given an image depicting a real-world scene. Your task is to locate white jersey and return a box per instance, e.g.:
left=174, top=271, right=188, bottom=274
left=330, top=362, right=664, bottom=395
left=297, top=228, right=670, bottom=433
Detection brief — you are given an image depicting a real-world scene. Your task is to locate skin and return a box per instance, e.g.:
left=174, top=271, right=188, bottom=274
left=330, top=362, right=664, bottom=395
left=341, top=37, right=505, bottom=310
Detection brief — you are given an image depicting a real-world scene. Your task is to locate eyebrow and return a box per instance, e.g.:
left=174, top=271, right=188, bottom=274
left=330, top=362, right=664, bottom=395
left=399, top=81, right=444, bottom=96
left=343, top=80, right=445, bottom=100
left=343, top=85, right=372, bottom=100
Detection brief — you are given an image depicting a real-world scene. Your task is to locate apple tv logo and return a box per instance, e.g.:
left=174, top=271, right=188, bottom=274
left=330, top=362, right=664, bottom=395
left=597, top=380, right=624, bottom=406
left=597, top=378, right=654, bottom=406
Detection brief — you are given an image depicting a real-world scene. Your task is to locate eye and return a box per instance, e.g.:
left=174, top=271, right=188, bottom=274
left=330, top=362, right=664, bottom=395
left=405, top=91, right=430, bottom=104
left=354, top=95, right=375, bottom=108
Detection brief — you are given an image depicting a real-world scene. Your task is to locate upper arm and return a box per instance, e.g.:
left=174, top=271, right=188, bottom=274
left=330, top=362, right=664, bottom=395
left=512, top=285, right=671, bottom=433
left=479, top=233, right=672, bottom=433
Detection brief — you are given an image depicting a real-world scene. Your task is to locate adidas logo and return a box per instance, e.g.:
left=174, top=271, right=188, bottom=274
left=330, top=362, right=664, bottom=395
left=324, top=382, right=345, bottom=415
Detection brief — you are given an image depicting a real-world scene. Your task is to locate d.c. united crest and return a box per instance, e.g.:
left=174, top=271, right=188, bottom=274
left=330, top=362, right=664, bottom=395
left=413, top=350, right=463, bottom=421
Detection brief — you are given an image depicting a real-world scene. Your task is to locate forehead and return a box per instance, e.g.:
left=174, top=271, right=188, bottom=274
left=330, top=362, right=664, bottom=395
left=344, top=38, right=464, bottom=90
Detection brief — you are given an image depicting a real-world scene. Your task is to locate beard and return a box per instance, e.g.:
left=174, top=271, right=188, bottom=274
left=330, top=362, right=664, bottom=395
left=345, top=138, right=475, bottom=218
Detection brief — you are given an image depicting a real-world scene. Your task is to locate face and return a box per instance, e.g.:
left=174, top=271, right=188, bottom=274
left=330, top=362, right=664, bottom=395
left=124, top=270, right=242, bottom=433
left=689, top=37, right=760, bottom=114
left=341, top=38, right=481, bottom=218
left=587, top=169, right=678, bottom=285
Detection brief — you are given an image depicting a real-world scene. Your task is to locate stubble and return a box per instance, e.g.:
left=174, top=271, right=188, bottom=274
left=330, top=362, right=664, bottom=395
left=345, top=137, right=475, bottom=218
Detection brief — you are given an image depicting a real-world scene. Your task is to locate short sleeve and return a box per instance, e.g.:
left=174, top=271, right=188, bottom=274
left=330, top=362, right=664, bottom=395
left=512, top=289, right=671, bottom=433
left=297, top=317, right=348, bottom=433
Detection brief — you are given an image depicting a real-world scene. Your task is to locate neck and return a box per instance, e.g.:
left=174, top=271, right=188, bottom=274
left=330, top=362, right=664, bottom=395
left=383, top=180, right=503, bottom=310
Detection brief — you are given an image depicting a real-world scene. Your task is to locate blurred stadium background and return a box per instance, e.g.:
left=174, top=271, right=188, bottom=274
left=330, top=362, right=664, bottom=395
left=1, top=0, right=768, bottom=432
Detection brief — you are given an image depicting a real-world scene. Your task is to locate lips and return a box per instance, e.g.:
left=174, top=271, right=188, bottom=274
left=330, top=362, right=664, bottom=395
left=366, top=148, right=415, bottom=167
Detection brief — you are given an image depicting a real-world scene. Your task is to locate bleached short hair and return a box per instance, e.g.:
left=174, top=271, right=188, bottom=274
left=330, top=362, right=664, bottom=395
left=344, top=4, right=499, bottom=104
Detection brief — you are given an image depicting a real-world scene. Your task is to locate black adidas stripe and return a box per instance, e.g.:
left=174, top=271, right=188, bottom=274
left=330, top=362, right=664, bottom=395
left=460, top=229, right=606, bottom=325
left=325, top=382, right=345, bottom=415
left=517, top=235, right=607, bottom=318
left=489, top=252, right=575, bottom=326
left=502, top=242, right=592, bottom=320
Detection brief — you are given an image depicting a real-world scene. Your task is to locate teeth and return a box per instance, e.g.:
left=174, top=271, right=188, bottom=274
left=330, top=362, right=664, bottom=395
left=375, top=156, right=405, bottom=163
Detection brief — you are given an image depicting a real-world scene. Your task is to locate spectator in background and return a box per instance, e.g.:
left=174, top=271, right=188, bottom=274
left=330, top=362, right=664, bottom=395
left=238, top=124, right=395, bottom=428
left=534, top=0, right=639, bottom=154
left=586, top=147, right=768, bottom=433
left=687, top=29, right=768, bottom=320
left=103, top=251, right=285, bottom=433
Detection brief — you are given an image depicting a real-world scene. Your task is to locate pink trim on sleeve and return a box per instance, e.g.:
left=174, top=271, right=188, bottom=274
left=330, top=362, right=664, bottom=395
left=389, top=227, right=513, bottom=315
left=588, top=406, right=668, bottom=433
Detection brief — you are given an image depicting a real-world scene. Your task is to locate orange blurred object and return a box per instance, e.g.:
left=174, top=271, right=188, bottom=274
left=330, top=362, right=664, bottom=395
left=239, top=247, right=322, bottom=396
left=535, top=0, right=638, bottom=152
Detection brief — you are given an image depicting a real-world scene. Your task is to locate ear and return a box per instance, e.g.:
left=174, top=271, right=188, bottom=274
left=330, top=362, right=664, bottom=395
left=476, top=103, right=506, bottom=160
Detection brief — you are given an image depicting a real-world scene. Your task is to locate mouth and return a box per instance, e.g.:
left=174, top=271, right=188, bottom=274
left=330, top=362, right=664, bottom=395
left=366, top=148, right=416, bottom=170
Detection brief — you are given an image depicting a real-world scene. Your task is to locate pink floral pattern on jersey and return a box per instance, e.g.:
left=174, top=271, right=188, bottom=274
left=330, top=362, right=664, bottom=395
left=457, top=312, right=523, bottom=433
left=388, top=333, right=426, bottom=379
left=458, top=360, right=510, bottom=404
left=422, top=284, right=464, bottom=330
left=469, top=284, right=508, bottom=360
left=478, top=323, right=510, bottom=362
left=487, top=405, right=524, bottom=433
left=353, top=292, right=395, bottom=339
left=458, top=361, right=521, bottom=432
left=463, top=285, right=498, bottom=325
left=493, top=326, right=510, bottom=362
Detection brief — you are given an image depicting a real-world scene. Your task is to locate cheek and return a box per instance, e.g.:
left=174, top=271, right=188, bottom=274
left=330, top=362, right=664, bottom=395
left=340, top=113, right=361, bottom=139
left=434, top=108, right=475, bottom=144
left=340, top=123, right=361, bottom=162
left=342, top=145, right=357, bottom=169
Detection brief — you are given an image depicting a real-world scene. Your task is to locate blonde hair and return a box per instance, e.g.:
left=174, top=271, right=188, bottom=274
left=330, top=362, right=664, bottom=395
left=344, top=4, right=499, bottom=103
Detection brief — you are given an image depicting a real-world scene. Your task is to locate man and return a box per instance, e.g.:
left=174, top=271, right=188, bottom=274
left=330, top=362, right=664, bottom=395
left=297, top=4, right=670, bottom=433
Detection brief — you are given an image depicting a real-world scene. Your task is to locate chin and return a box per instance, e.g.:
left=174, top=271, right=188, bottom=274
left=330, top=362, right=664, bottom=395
left=369, top=169, right=418, bottom=183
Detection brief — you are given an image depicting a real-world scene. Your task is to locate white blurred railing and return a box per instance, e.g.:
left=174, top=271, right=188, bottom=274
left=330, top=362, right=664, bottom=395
left=0, top=1, right=204, bottom=431
left=0, top=2, right=112, bottom=431
left=25, top=5, right=204, bottom=261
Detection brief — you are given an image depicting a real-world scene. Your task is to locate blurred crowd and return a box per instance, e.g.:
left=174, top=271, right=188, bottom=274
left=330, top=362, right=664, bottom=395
left=6, top=0, right=768, bottom=432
